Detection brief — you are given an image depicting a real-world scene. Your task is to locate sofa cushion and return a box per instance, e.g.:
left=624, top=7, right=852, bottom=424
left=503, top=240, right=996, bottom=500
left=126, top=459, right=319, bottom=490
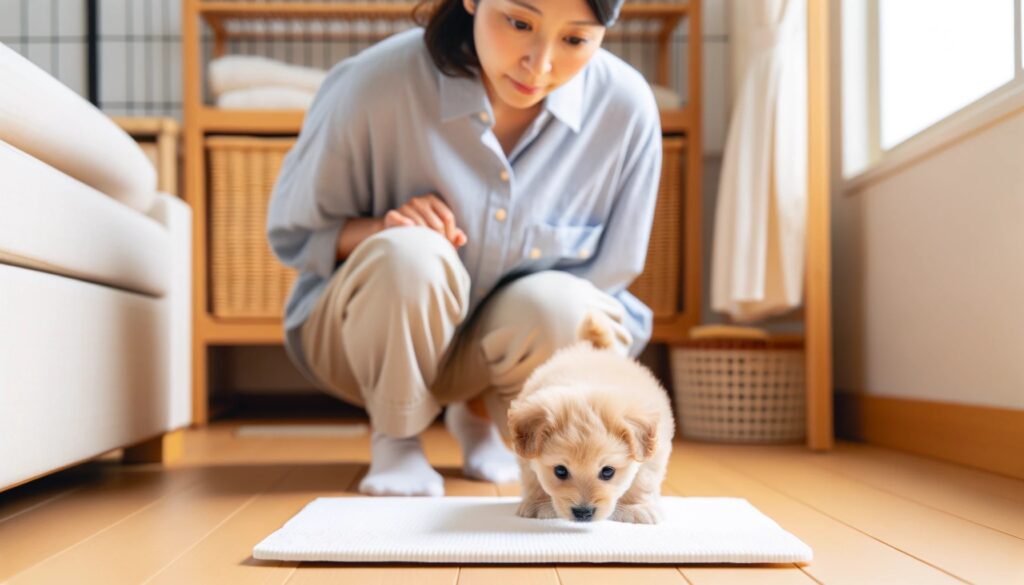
left=0, top=43, right=157, bottom=213
left=0, top=139, right=170, bottom=297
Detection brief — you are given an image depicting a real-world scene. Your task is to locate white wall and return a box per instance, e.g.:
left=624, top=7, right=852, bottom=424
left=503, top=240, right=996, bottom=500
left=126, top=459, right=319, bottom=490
left=832, top=112, right=1024, bottom=410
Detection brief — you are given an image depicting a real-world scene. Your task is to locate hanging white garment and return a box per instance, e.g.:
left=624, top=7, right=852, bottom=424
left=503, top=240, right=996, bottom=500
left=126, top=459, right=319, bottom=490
left=711, top=0, right=808, bottom=322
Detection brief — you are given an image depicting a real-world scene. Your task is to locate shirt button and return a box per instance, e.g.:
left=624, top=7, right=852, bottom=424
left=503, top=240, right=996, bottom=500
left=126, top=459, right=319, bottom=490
left=494, top=208, right=507, bottom=222
left=499, top=170, right=510, bottom=182
left=529, top=248, right=541, bottom=259
left=478, top=112, right=490, bottom=124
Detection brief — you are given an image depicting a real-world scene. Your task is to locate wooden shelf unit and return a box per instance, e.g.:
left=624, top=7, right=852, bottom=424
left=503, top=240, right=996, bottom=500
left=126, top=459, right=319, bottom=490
left=182, top=0, right=701, bottom=424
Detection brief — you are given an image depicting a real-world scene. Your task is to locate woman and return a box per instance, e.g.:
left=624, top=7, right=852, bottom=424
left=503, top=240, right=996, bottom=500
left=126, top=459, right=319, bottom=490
left=267, top=0, right=662, bottom=497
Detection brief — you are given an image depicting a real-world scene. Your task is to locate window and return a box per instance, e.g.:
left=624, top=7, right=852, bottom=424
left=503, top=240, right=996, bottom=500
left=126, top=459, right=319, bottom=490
left=843, top=0, right=1024, bottom=181
left=878, top=0, right=1018, bottom=149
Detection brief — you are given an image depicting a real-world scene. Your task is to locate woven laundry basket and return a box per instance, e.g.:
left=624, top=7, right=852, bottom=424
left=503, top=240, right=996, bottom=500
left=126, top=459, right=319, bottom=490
left=670, top=325, right=806, bottom=443
left=207, top=135, right=298, bottom=318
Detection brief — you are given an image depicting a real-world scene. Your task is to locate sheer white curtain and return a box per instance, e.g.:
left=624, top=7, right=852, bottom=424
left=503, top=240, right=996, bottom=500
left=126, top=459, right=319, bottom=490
left=711, top=0, right=807, bottom=322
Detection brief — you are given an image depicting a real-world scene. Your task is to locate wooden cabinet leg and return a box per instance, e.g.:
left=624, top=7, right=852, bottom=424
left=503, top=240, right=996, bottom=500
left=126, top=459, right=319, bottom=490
left=122, top=430, right=184, bottom=465
left=193, top=340, right=209, bottom=425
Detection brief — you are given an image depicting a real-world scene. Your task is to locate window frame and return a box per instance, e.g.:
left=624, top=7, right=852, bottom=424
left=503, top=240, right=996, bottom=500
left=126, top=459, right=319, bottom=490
left=843, top=0, right=1024, bottom=191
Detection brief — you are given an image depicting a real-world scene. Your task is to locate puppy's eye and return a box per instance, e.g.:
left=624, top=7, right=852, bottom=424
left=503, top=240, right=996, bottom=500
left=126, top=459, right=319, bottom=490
left=599, top=466, right=615, bottom=480
left=554, top=465, right=570, bottom=480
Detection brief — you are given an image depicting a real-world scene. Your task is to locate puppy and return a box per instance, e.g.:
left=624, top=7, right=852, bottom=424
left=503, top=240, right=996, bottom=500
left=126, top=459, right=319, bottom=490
left=507, top=313, right=675, bottom=524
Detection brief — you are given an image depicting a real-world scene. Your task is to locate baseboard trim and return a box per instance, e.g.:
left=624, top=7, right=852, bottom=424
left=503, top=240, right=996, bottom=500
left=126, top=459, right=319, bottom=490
left=835, top=393, right=1024, bottom=480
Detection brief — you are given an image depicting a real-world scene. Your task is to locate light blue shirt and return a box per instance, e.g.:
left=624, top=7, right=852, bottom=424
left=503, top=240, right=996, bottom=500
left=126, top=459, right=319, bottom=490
left=267, top=28, right=663, bottom=384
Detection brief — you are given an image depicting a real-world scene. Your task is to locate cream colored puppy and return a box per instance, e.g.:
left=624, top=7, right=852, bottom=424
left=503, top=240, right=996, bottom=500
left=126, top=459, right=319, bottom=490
left=507, top=314, right=675, bottom=524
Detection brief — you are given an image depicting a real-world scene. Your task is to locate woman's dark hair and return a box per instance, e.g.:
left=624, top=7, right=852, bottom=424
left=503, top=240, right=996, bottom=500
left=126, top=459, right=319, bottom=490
left=413, top=0, right=622, bottom=78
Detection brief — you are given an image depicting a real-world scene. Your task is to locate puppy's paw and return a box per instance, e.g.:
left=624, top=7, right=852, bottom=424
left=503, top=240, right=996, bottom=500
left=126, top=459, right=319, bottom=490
left=516, top=497, right=558, bottom=520
left=610, top=502, right=664, bottom=524
left=534, top=502, right=558, bottom=519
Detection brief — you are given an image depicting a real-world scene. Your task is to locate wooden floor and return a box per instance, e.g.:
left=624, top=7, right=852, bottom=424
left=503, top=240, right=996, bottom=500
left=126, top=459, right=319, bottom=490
left=1, top=421, right=1022, bottom=584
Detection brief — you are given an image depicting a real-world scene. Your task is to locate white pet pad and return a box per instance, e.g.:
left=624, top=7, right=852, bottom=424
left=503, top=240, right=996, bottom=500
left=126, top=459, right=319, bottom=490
left=254, top=497, right=812, bottom=564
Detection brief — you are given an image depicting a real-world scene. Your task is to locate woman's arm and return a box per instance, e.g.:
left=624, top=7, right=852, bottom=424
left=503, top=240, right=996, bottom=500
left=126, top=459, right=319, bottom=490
left=335, top=193, right=469, bottom=261
left=335, top=217, right=385, bottom=261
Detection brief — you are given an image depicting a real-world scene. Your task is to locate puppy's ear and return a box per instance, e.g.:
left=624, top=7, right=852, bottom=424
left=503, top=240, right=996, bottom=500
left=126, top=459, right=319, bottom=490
left=508, top=399, right=552, bottom=459
left=617, top=411, right=659, bottom=462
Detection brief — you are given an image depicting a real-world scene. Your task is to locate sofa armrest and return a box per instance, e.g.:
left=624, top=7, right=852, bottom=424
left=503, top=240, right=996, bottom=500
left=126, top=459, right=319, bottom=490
left=147, top=193, right=193, bottom=429
left=0, top=44, right=157, bottom=213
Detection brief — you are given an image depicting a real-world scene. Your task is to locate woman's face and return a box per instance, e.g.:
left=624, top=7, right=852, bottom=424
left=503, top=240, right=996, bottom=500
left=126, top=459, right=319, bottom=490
left=464, top=0, right=606, bottom=112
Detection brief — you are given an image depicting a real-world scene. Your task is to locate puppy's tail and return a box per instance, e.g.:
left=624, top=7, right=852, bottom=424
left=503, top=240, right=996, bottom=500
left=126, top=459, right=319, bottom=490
left=578, top=312, right=615, bottom=350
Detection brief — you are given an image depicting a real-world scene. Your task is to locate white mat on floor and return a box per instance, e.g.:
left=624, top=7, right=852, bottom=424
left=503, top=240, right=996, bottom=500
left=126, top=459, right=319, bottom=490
left=253, top=496, right=812, bottom=564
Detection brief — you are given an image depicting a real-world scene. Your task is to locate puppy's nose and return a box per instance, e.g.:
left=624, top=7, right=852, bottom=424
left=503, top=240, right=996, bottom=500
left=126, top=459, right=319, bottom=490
left=571, top=506, right=595, bottom=521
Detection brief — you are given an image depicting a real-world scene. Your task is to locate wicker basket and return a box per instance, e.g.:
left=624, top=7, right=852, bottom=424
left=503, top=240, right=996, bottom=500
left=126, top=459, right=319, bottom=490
left=207, top=136, right=298, bottom=318
left=628, top=136, right=685, bottom=319
left=670, top=326, right=806, bottom=443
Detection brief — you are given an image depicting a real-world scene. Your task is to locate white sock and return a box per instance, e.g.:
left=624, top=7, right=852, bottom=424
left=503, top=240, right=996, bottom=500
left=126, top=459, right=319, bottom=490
left=445, top=401, right=521, bottom=484
left=358, top=431, right=444, bottom=497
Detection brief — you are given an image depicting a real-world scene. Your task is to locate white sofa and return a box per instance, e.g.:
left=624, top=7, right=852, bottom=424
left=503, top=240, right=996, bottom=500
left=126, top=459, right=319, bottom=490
left=0, top=43, right=192, bottom=491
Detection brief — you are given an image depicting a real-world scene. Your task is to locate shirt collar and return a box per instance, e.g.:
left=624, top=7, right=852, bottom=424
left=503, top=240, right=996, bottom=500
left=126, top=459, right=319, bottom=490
left=543, top=69, right=584, bottom=133
left=438, top=68, right=585, bottom=134
left=439, top=71, right=491, bottom=123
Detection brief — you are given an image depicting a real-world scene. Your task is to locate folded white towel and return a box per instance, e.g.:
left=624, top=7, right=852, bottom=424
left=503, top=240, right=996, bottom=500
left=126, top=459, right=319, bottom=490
left=216, top=86, right=316, bottom=110
left=651, top=84, right=684, bottom=110
left=208, top=55, right=326, bottom=96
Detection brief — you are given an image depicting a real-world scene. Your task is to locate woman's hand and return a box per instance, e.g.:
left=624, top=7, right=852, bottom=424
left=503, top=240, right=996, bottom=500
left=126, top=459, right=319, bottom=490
left=384, top=193, right=468, bottom=248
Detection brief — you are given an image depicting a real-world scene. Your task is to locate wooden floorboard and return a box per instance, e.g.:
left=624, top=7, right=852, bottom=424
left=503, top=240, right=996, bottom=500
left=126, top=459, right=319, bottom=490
left=678, top=567, right=816, bottom=585
left=0, top=465, right=204, bottom=581
left=692, top=443, right=1024, bottom=584
left=667, top=444, right=965, bottom=585
left=3, top=422, right=1022, bottom=584
left=800, top=442, right=1024, bottom=539
left=0, top=459, right=114, bottom=524
left=458, top=566, right=560, bottom=585
left=286, top=566, right=459, bottom=585
left=557, top=567, right=689, bottom=585
left=7, top=465, right=288, bottom=585
left=145, top=463, right=361, bottom=585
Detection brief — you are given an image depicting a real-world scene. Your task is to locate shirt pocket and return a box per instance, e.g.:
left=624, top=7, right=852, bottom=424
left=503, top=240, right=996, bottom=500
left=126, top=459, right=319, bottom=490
left=522, top=223, right=605, bottom=268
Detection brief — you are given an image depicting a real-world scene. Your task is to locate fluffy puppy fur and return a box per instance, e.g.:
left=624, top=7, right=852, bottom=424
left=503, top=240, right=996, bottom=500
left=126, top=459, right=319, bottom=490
left=507, top=314, right=675, bottom=524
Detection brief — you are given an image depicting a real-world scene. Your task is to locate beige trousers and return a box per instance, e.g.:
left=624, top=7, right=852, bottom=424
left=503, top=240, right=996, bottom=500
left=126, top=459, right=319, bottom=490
left=301, top=227, right=632, bottom=438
